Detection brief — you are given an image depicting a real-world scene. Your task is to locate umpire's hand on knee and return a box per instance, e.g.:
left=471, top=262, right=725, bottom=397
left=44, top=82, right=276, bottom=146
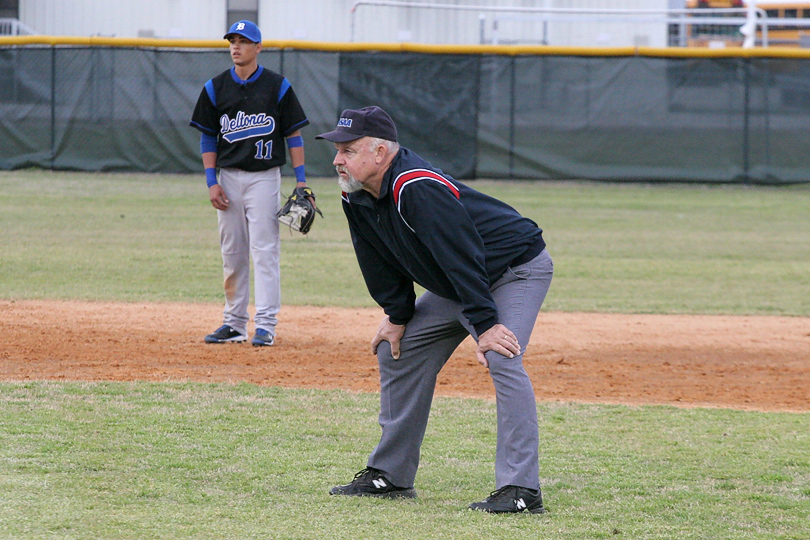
left=476, top=323, right=520, bottom=368
left=372, top=316, right=405, bottom=360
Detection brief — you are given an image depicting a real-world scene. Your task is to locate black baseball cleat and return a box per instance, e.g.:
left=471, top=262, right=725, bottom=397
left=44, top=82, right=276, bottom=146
left=468, top=485, right=546, bottom=514
left=329, top=467, right=417, bottom=499
left=204, top=325, right=247, bottom=344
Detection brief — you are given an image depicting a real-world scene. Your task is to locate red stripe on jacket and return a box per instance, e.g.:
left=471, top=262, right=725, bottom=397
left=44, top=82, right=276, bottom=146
left=392, top=169, right=460, bottom=206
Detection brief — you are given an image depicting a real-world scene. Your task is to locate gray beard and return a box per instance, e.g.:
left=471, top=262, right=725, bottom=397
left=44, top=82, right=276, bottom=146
left=337, top=172, right=363, bottom=193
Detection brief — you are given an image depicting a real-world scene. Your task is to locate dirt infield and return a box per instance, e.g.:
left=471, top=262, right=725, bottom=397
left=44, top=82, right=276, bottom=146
left=1, top=300, right=808, bottom=412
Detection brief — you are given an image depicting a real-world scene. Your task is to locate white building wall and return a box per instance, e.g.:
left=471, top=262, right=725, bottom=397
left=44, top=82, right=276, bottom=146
left=275, top=0, right=672, bottom=47
left=264, top=1, right=351, bottom=42
left=18, top=0, right=672, bottom=47
left=19, top=0, right=226, bottom=39
left=539, top=0, right=672, bottom=47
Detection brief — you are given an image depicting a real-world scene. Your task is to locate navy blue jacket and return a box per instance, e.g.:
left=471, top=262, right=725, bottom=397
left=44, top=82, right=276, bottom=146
left=342, top=147, right=545, bottom=337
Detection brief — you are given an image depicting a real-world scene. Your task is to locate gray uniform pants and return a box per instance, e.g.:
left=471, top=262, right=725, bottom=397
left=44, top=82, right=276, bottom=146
left=367, top=249, right=553, bottom=490
left=217, top=167, right=281, bottom=336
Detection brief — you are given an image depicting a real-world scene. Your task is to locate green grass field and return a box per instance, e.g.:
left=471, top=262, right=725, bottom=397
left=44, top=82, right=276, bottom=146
left=1, top=170, right=809, bottom=539
left=1, top=170, right=808, bottom=315
left=1, top=382, right=808, bottom=540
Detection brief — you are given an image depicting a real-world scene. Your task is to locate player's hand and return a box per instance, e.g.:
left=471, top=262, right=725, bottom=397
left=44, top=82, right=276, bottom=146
left=476, top=323, right=520, bottom=368
left=296, top=181, right=318, bottom=211
left=371, top=316, right=406, bottom=360
left=209, top=184, right=229, bottom=210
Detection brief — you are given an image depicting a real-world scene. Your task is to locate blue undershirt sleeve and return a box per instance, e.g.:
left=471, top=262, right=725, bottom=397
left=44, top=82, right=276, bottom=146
left=200, top=133, right=217, bottom=154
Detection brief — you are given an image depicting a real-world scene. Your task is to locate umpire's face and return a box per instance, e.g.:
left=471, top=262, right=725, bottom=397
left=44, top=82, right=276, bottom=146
left=229, top=35, right=261, bottom=67
left=333, top=138, right=386, bottom=195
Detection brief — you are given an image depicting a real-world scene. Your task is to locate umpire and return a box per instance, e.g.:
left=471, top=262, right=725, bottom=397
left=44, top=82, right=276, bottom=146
left=316, top=106, right=554, bottom=514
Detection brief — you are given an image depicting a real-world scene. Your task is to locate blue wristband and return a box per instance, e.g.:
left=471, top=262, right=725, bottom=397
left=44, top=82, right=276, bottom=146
left=205, top=167, right=217, bottom=187
left=294, top=164, right=306, bottom=184
left=287, top=135, right=303, bottom=148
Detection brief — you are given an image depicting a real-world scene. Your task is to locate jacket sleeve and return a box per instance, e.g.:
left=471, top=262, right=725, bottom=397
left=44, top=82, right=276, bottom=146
left=343, top=199, right=417, bottom=325
left=398, top=180, right=499, bottom=336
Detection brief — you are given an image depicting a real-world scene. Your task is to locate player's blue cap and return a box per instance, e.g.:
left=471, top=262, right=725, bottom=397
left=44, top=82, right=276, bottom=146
left=224, top=20, right=262, bottom=43
left=316, top=106, right=398, bottom=143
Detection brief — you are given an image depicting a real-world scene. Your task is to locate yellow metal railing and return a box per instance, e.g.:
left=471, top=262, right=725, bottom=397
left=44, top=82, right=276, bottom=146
left=4, top=35, right=810, bottom=59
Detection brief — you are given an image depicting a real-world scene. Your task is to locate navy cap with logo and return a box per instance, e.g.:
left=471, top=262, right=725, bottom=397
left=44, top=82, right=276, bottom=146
left=224, top=20, right=262, bottom=43
left=316, top=106, right=398, bottom=143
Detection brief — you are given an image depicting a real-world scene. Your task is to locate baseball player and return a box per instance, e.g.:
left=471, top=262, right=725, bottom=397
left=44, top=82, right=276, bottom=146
left=317, top=106, right=553, bottom=513
left=189, top=20, right=310, bottom=346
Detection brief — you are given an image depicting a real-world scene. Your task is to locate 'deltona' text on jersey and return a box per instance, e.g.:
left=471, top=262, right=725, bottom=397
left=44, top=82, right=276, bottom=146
left=220, top=112, right=276, bottom=143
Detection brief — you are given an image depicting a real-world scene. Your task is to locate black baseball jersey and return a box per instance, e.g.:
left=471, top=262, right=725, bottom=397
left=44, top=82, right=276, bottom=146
left=190, top=65, right=309, bottom=171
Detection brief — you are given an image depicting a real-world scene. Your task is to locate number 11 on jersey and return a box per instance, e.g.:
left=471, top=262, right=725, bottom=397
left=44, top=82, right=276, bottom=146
left=254, top=140, right=273, bottom=160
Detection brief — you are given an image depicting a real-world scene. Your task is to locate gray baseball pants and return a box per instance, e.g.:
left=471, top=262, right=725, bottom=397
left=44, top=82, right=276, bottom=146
left=217, top=167, right=281, bottom=336
left=367, top=249, right=553, bottom=490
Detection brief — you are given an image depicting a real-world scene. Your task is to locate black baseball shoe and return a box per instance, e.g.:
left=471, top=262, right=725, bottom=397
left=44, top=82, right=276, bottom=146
left=204, top=325, right=247, bottom=344
left=329, top=467, right=417, bottom=499
left=469, top=485, right=546, bottom=514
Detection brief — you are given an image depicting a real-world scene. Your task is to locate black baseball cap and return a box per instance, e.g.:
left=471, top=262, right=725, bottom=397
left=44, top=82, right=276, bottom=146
left=316, top=106, right=398, bottom=143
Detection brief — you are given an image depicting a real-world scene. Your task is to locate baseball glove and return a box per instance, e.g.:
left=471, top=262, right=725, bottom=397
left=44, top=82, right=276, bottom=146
left=277, top=186, right=323, bottom=234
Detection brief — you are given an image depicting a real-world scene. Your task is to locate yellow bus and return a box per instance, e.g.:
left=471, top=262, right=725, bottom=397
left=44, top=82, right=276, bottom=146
left=690, top=0, right=743, bottom=6
left=681, top=0, right=810, bottom=47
